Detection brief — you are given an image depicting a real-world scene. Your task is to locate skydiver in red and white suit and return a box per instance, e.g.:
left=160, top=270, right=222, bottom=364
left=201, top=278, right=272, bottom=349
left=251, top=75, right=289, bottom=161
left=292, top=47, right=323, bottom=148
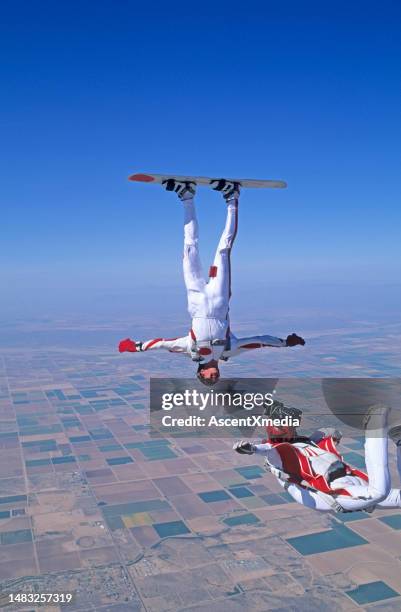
left=234, top=405, right=401, bottom=513
left=119, top=179, right=305, bottom=385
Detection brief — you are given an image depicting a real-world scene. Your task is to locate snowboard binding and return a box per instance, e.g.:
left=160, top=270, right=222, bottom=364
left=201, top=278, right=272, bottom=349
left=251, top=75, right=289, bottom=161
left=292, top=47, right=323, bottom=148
left=162, top=179, right=196, bottom=200
left=210, top=179, right=241, bottom=201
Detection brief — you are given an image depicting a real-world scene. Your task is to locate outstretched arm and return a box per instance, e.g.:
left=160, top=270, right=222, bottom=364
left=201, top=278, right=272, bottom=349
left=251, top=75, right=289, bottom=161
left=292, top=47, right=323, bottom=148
left=225, top=332, right=305, bottom=358
left=119, top=336, right=189, bottom=354
left=233, top=440, right=284, bottom=475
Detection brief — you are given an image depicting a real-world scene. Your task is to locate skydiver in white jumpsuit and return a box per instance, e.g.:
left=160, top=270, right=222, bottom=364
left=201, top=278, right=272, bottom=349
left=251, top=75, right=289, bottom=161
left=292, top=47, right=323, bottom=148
left=234, top=406, right=401, bottom=513
left=119, top=179, right=305, bottom=384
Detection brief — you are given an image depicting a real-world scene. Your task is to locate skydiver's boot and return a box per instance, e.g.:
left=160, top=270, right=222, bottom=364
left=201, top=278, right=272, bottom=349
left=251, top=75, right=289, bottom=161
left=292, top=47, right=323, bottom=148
left=210, top=179, right=241, bottom=202
left=162, top=179, right=196, bottom=201
left=389, top=424, right=401, bottom=447
left=363, top=404, right=390, bottom=434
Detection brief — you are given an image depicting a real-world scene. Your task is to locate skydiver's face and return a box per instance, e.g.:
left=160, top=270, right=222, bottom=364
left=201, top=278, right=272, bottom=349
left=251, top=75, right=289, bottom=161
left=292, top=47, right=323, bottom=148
left=199, top=365, right=220, bottom=383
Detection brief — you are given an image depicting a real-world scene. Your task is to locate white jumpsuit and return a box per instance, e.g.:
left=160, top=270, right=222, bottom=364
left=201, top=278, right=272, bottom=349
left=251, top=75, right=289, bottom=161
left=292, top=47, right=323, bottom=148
left=256, top=412, right=401, bottom=512
left=182, top=195, right=236, bottom=359
left=137, top=196, right=287, bottom=362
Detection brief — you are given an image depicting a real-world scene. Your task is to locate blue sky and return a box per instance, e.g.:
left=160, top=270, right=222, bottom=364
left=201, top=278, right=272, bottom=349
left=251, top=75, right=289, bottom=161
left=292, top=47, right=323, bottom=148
left=1, top=1, right=401, bottom=317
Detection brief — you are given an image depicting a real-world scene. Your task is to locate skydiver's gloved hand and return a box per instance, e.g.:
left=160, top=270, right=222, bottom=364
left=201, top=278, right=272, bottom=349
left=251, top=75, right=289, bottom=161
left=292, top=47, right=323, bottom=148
left=119, top=338, right=142, bottom=353
left=233, top=440, right=256, bottom=455
left=285, top=333, right=305, bottom=347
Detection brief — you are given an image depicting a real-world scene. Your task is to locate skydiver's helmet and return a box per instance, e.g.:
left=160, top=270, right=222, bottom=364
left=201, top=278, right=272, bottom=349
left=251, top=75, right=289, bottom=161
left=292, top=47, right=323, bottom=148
left=196, top=362, right=220, bottom=386
left=266, top=424, right=297, bottom=442
left=263, top=400, right=302, bottom=442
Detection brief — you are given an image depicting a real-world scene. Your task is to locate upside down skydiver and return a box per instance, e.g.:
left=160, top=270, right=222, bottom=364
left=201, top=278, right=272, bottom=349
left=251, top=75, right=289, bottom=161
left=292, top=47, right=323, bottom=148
left=119, top=180, right=305, bottom=384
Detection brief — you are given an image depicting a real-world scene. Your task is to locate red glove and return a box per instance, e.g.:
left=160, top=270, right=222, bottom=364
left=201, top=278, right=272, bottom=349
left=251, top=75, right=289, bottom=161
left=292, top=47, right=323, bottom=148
left=119, top=338, right=139, bottom=353
left=285, top=333, right=305, bottom=347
